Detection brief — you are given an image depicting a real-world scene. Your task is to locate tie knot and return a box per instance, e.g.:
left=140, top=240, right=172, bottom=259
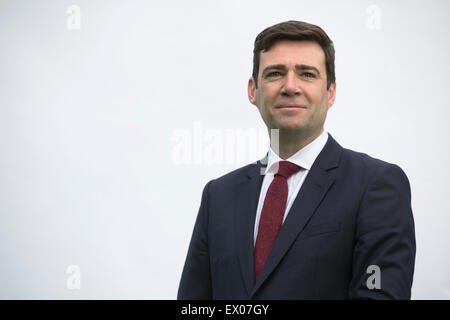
left=275, top=161, right=302, bottom=179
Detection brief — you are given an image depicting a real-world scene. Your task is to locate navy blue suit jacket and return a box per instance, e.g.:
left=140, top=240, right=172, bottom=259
left=178, top=135, right=416, bottom=299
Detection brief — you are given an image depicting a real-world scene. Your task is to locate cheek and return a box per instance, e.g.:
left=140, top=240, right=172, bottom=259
left=302, top=86, right=320, bottom=103
left=257, top=91, right=274, bottom=113
left=259, top=83, right=279, bottom=101
left=307, top=87, right=328, bottom=108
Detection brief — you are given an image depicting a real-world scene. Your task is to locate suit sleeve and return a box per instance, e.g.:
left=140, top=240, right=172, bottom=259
left=349, top=163, right=416, bottom=299
left=177, top=180, right=213, bottom=299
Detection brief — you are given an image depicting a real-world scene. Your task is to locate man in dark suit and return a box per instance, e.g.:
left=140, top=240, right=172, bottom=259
left=177, top=20, right=416, bottom=299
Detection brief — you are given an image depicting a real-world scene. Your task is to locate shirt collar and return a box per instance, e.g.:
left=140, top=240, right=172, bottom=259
left=265, top=130, right=329, bottom=175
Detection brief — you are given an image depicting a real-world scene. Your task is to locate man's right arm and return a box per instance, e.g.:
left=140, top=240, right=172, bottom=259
left=177, top=180, right=213, bottom=299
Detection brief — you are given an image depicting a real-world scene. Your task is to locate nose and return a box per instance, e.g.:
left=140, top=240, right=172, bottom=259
left=280, top=71, right=301, bottom=97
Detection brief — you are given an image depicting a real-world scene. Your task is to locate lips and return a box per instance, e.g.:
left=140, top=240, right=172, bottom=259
left=276, top=104, right=306, bottom=109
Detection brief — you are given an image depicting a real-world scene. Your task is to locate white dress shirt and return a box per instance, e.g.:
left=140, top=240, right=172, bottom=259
left=254, top=130, right=329, bottom=244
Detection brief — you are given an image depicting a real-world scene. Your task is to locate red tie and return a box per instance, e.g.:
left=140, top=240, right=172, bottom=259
left=254, top=161, right=302, bottom=281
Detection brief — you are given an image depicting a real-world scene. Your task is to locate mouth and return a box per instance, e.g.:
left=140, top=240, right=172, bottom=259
left=275, top=104, right=307, bottom=110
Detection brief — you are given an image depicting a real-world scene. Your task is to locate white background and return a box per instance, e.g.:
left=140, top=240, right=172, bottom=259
left=0, top=0, right=449, bottom=299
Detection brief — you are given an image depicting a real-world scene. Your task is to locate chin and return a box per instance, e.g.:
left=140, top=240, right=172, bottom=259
left=273, top=120, right=305, bottom=132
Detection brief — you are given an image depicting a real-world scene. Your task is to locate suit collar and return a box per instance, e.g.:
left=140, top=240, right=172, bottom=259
left=312, top=133, right=342, bottom=171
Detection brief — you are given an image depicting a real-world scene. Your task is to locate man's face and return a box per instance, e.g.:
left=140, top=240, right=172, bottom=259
left=248, top=40, right=336, bottom=138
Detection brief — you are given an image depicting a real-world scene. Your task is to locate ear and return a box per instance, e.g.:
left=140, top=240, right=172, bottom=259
left=327, top=82, right=336, bottom=109
left=248, top=76, right=257, bottom=106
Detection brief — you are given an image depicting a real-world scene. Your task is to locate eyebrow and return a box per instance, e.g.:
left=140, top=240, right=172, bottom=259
left=262, top=64, right=321, bottom=77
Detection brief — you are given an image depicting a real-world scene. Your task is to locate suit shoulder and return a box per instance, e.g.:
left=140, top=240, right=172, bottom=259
left=340, top=147, right=409, bottom=181
left=342, top=147, right=389, bottom=167
left=207, top=161, right=260, bottom=190
left=204, top=160, right=262, bottom=193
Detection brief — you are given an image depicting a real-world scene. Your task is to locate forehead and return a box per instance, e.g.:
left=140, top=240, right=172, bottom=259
left=259, top=40, right=326, bottom=72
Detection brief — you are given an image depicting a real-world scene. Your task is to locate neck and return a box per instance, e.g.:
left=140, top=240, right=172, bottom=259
left=269, top=127, right=324, bottom=159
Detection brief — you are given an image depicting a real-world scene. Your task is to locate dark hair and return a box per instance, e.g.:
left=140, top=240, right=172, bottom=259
left=252, top=20, right=335, bottom=90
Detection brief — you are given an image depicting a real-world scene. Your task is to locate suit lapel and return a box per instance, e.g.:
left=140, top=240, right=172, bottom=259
left=249, top=134, right=342, bottom=298
left=235, top=156, right=266, bottom=297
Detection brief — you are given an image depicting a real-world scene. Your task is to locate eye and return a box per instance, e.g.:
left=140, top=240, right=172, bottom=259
left=302, top=72, right=316, bottom=78
left=267, top=71, right=282, bottom=77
